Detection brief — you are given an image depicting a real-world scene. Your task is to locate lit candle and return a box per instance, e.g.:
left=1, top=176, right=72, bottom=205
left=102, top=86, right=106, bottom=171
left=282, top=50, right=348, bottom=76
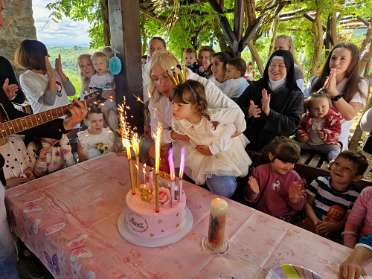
left=178, top=147, right=186, bottom=199
left=142, top=163, right=147, bottom=185
left=168, top=147, right=176, bottom=206
left=207, top=198, right=228, bottom=251
left=123, top=139, right=136, bottom=195
left=154, top=125, right=163, bottom=212
left=131, top=133, right=140, bottom=188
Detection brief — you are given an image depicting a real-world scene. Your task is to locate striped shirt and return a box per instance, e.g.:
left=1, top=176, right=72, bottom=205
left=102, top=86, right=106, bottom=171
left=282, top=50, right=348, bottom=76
left=307, top=176, right=360, bottom=220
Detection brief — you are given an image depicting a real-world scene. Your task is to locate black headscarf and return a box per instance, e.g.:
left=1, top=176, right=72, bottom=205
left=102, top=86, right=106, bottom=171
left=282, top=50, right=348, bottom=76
left=260, top=50, right=299, bottom=92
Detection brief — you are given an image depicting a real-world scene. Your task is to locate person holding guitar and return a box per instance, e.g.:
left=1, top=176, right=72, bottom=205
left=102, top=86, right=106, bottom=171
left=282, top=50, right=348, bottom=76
left=0, top=3, right=87, bottom=277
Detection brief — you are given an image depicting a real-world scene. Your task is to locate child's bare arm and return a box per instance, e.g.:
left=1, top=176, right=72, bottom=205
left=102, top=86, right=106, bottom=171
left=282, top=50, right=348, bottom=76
left=305, top=195, right=321, bottom=225
left=76, top=142, right=88, bottom=162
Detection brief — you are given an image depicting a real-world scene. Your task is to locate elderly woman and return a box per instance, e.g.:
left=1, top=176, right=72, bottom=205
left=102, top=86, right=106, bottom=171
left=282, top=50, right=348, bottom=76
left=237, top=50, right=304, bottom=150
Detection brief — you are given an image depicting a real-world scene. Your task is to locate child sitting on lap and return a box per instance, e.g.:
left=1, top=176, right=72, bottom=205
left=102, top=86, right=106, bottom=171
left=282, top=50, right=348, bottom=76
left=297, top=93, right=342, bottom=161
left=245, top=137, right=306, bottom=222
left=305, top=151, right=368, bottom=238
left=27, top=135, right=74, bottom=177
left=171, top=80, right=251, bottom=198
left=225, top=57, right=249, bottom=99
left=77, top=107, right=114, bottom=161
left=343, top=186, right=372, bottom=248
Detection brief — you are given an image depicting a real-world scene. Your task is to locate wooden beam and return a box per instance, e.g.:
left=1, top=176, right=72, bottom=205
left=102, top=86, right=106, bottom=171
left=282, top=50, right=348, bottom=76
left=108, top=0, right=144, bottom=133
left=233, top=0, right=244, bottom=54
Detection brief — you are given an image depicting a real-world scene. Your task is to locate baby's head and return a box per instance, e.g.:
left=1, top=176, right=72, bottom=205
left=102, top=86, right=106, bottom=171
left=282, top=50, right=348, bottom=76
left=330, top=151, right=368, bottom=191
left=226, top=57, right=246, bottom=80
left=307, top=93, right=331, bottom=119
left=91, top=51, right=108, bottom=75
left=265, top=137, right=301, bottom=175
left=171, top=80, right=208, bottom=121
left=86, top=107, right=105, bottom=135
left=183, top=48, right=197, bottom=66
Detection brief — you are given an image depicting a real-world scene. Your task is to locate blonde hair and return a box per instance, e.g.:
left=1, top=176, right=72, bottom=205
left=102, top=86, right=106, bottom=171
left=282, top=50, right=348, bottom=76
left=102, top=46, right=114, bottom=59
left=275, top=35, right=299, bottom=65
left=77, top=54, right=95, bottom=93
left=92, top=51, right=108, bottom=62
left=149, top=50, right=179, bottom=101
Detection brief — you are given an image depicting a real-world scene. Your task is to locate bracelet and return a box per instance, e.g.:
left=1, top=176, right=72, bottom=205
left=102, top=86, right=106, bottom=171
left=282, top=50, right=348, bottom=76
left=331, top=95, right=343, bottom=102
left=341, top=231, right=357, bottom=236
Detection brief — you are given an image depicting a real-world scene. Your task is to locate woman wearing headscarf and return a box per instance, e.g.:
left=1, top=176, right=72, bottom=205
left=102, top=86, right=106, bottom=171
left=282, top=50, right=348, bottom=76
left=237, top=50, right=304, bottom=150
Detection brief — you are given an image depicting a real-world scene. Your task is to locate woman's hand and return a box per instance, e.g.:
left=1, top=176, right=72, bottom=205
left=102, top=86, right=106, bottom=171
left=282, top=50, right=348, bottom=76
left=195, top=145, right=212, bottom=156
left=324, top=68, right=339, bottom=97
left=248, top=100, right=261, bottom=118
left=63, top=101, right=87, bottom=131
left=55, top=54, right=63, bottom=76
left=45, top=56, right=55, bottom=78
left=2, top=78, right=18, bottom=100
left=171, top=130, right=190, bottom=143
left=261, top=89, right=271, bottom=116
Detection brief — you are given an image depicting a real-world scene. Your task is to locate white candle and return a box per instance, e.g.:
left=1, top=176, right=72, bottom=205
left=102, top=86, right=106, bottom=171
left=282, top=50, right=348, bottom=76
left=207, top=198, right=228, bottom=251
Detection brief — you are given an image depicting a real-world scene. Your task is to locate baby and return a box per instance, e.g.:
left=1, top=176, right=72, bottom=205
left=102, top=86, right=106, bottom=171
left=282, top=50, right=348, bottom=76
left=88, top=51, right=117, bottom=130
left=77, top=107, right=115, bottom=161
left=224, top=57, right=249, bottom=99
left=297, top=93, right=342, bottom=161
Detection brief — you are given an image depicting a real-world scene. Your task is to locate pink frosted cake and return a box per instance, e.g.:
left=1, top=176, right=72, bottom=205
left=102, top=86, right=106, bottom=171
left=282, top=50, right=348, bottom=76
left=124, top=186, right=187, bottom=240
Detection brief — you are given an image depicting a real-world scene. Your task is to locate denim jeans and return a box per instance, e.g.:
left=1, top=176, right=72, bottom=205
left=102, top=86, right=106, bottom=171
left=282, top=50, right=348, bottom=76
left=0, top=185, right=19, bottom=279
left=206, top=175, right=237, bottom=198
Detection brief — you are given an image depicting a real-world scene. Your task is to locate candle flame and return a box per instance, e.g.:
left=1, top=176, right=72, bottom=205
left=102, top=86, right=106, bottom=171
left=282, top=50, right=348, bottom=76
left=131, top=132, right=140, bottom=157
left=179, top=146, right=186, bottom=179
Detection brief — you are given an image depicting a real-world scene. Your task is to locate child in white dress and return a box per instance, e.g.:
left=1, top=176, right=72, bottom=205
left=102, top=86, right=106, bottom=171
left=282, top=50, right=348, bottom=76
left=171, top=80, right=252, bottom=197
left=27, top=135, right=75, bottom=177
left=77, top=107, right=114, bottom=161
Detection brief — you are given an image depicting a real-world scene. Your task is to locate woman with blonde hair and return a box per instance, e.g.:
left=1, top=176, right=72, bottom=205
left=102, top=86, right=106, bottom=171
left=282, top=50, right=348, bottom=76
left=77, top=54, right=95, bottom=99
left=147, top=50, right=246, bottom=145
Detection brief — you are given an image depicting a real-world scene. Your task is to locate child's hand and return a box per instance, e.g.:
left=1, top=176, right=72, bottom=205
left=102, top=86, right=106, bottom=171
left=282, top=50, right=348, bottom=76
left=339, top=255, right=367, bottom=279
left=288, top=180, right=305, bottom=204
left=231, top=130, right=241, bottom=138
left=39, top=147, right=50, bottom=161
left=6, top=177, right=31, bottom=188
left=2, top=78, right=18, bottom=100
left=195, top=145, right=213, bottom=156
left=24, top=168, right=35, bottom=179
left=261, top=89, right=271, bottom=116
left=315, top=221, right=340, bottom=236
left=171, top=131, right=190, bottom=143
left=318, top=130, right=327, bottom=141
left=247, top=176, right=260, bottom=200
left=211, top=121, right=219, bottom=129
left=248, top=100, right=261, bottom=118
left=297, top=132, right=309, bottom=143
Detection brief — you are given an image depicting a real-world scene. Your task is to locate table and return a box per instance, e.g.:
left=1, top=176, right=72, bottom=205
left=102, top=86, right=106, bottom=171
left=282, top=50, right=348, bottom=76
left=5, top=153, right=372, bottom=279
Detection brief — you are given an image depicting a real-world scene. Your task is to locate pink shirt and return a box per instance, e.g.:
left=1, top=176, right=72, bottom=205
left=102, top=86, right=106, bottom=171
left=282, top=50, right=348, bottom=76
left=344, top=186, right=372, bottom=248
left=251, top=163, right=306, bottom=221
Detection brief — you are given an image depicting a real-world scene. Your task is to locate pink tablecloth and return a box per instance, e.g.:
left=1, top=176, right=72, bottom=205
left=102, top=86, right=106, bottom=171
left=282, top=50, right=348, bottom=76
left=5, top=153, right=372, bottom=279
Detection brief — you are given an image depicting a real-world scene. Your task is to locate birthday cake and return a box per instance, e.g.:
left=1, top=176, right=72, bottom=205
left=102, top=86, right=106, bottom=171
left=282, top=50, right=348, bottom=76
left=118, top=172, right=192, bottom=246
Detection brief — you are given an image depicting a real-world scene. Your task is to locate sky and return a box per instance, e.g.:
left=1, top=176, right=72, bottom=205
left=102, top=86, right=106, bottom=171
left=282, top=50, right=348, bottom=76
left=32, top=0, right=90, bottom=47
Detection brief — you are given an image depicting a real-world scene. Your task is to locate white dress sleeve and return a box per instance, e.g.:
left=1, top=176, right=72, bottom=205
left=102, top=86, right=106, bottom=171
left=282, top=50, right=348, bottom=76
left=209, top=124, right=236, bottom=155
left=19, top=71, right=47, bottom=103
left=360, top=107, right=372, bottom=133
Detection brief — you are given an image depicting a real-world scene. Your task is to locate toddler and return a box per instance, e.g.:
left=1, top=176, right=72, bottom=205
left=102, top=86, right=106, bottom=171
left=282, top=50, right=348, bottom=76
left=89, top=51, right=117, bottom=130
left=305, top=151, right=368, bottom=237
left=171, top=80, right=251, bottom=198
left=183, top=48, right=197, bottom=67
left=27, top=135, right=75, bottom=177
left=245, top=137, right=306, bottom=221
left=297, top=93, right=342, bottom=161
left=77, top=107, right=114, bottom=161
left=225, top=57, right=249, bottom=99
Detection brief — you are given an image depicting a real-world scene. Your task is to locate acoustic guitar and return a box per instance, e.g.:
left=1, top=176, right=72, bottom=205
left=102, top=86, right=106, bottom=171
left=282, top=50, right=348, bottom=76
left=0, top=91, right=105, bottom=138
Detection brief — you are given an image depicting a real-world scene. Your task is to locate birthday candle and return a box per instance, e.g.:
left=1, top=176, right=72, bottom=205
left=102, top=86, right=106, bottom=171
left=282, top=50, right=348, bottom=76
left=178, top=147, right=186, bottom=199
left=154, top=125, right=163, bottom=212
left=131, top=133, right=140, bottom=188
left=168, top=147, right=176, bottom=206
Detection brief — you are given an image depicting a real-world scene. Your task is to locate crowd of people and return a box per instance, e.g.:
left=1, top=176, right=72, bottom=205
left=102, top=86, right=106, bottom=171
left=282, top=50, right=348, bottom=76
left=0, top=0, right=371, bottom=277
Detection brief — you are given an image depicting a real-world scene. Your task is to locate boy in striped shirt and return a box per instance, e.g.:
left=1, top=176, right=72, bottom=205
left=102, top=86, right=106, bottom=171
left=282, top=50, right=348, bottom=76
left=305, top=151, right=368, bottom=237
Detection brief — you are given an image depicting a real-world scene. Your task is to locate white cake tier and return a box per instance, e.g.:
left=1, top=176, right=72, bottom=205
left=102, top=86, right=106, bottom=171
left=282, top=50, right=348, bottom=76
left=124, top=190, right=187, bottom=239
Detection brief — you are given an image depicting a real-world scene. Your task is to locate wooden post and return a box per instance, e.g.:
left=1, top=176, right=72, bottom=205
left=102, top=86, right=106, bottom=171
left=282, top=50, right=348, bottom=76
left=233, top=0, right=244, bottom=56
left=108, top=0, right=144, bottom=133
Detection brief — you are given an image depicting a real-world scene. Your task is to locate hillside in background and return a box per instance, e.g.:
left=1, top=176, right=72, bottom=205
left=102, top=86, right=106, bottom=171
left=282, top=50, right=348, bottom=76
left=48, top=46, right=92, bottom=98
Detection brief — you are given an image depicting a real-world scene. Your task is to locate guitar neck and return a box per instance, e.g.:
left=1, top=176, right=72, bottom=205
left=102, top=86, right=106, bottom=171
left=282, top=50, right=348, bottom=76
left=0, top=104, right=72, bottom=137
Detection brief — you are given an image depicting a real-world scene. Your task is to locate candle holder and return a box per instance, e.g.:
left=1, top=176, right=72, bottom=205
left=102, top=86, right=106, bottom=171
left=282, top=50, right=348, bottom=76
left=202, top=198, right=229, bottom=254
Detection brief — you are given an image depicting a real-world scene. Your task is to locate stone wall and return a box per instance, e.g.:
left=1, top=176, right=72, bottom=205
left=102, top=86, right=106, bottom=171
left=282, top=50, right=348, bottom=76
left=0, top=0, right=36, bottom=62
